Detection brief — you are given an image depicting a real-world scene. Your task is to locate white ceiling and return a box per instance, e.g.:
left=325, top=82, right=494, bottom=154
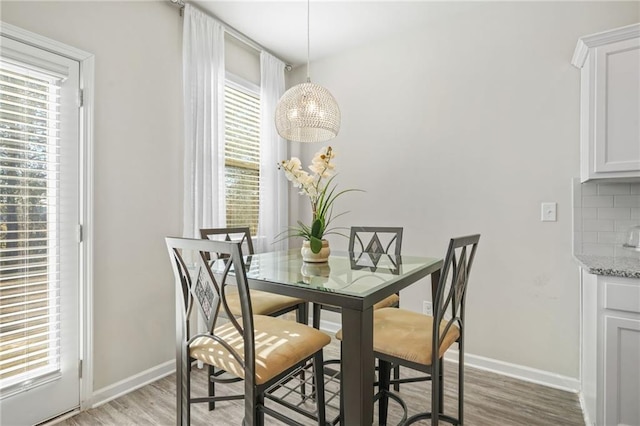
left=191, top=1, right=480, bottom=67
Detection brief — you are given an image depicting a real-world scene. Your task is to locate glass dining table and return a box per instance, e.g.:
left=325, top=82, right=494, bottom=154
left=236, top=249, right=443, bottom=425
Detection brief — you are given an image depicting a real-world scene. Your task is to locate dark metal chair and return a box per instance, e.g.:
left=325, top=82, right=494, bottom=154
left=373, top=234, right=480, bottom=425
left=200, top=227, right=307, bottom=321
left=348, top=226, right=403, bottom=312
left=165, top=237, right=330, bottom=426
left=349, top=226, right=404, bottom=256
left=199, top=227, right=310, bottom=408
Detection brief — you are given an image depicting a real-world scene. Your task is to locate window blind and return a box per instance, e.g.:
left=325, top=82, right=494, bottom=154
left=0, top=64, right=62, bottom=391
left=224, top=82, right=260, bottom=236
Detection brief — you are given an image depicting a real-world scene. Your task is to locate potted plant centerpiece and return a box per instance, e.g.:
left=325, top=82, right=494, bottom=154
left=278, top=146, right=358, bottom=263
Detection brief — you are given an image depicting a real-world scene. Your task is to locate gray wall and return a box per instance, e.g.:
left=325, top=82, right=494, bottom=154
left=291, top=2, right=639, bottom=379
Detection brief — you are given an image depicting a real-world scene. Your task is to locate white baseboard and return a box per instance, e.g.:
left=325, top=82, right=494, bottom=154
left=320, top=319, right=580, bottom=393
left=89, top=360, right=174, bottom=408
left=578, top=391, right=594, bottom=426
left=443, top=349, right=580, bottom=393
left=318, top=318, right=340, bottom=334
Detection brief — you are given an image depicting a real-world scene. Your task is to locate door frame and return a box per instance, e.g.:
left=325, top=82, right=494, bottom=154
left=0, top=22, right=95, bottom=413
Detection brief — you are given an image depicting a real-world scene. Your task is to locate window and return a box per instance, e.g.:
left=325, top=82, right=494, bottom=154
left=224, top=76, right=260, bottom=236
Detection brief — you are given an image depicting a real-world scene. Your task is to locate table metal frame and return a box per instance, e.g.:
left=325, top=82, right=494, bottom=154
left=242, top=250, right=443, bottom=425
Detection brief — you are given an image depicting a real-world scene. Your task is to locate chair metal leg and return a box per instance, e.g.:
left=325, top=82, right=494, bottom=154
left=185, top=357, right=192, bottom=426
left=176, top=318, right=190, bottom=426
left=208, top=364, right=216, bottom=411
left=432, top=358, right=440, bottom=426
left=439, top=358, right=444, bottom=414
left=177, top=349, right=191, bottom=426
left=296, top=303, right=309, bottom=399
left=378, top=360, right=391, bottom=426
left=243, top=375, right=257, bottom=426
left=459, top=340, right=465, bottom=425
left=392, top=364, right=400, bottom=391
left=256, top=393, right=265, bottom=426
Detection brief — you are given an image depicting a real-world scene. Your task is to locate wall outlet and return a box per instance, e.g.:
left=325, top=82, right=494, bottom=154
left=541, top=202, right=557, bottom=222
left=423, top=301, right=433, bottom=316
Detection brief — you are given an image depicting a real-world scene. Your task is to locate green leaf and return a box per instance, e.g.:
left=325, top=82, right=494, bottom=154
left=310, top=236, right=323, bottom=253
left=311, top=218, right=323, bottom=238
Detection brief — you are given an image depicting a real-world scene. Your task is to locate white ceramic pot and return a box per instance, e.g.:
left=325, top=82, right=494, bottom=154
left=301, top=239, right=330, bottom=263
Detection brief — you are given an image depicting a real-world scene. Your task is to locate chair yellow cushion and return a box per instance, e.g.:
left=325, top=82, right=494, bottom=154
left=336, top=307, right=460, bottom=366
left=190, top=315, right=330, bottom=385
left=373, top=294, right=400, bottom=310
left=226, top=289, right=305, bottom=316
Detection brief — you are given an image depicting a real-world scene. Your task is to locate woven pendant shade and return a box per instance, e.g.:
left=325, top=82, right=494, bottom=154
left=275, top=81, right=341, bottom=143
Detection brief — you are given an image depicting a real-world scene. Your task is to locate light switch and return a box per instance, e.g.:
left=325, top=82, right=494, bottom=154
left=541, top=202, right=557, bottom=222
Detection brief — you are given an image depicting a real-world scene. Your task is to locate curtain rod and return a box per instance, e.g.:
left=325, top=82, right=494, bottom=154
left=169, top=0, right=293, bottom=71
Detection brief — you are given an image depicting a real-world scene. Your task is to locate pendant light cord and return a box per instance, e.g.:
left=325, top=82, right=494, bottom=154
left=306, top=0, right=311, bottom=82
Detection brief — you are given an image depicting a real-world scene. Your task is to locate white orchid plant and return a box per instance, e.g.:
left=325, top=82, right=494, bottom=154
left=278, top=146, right=360, bottom=253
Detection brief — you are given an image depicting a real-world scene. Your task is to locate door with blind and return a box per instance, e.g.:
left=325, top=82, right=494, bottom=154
left=0, top=35, right=81, bottom=425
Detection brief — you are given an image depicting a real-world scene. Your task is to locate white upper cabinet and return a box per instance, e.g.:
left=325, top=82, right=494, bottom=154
left=572, top=24, right=640, bottom=182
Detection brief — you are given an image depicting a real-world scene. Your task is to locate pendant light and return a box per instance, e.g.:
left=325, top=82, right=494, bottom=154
left=275, top=0, right=340, bottom=143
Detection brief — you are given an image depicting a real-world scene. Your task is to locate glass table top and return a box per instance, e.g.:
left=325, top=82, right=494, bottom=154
left=229, top=249, right=442, bottom=299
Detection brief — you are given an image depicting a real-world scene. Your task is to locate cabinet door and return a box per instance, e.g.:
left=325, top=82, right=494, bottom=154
left=604, top=316, right=640, bottom=426
left=594, top=38, right=640, bottom=174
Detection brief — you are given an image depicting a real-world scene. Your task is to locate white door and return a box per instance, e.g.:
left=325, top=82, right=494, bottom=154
left=0, top=35, right=81, bottom=425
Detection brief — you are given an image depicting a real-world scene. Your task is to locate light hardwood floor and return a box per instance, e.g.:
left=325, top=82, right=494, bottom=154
left=53, top=339, right=585, bottom=426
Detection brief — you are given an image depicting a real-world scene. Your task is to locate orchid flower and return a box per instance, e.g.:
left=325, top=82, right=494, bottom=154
left=277, top=146, right=361, bottom=253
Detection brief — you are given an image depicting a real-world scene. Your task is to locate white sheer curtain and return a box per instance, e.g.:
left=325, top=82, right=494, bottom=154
left=182, top=4, right=226, bottom=239
left=257, top=52, right=288, bottom=252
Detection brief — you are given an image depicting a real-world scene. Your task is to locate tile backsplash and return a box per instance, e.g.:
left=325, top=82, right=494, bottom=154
left=573, top=178, right=640, bottom=257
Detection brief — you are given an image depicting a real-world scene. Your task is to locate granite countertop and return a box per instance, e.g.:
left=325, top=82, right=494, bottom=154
left=575, top=254, right=640, bottom=279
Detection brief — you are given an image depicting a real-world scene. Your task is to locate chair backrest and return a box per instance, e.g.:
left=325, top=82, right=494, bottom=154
left=432, top=234, right=480, bottom=362
left=200, top=227, right=255, bottom=255
left=165, top=237, right=257, bottom=384
left=348, top=226, right=403, bottom=255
